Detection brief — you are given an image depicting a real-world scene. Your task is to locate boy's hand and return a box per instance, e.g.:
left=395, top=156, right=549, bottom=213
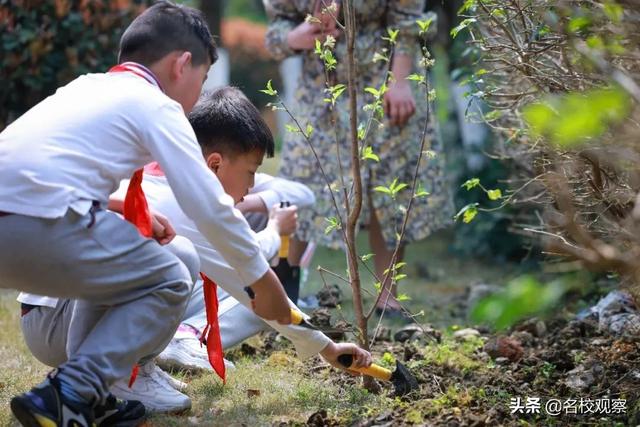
left=319, top=342, right=372, bottom=373
left=247, top=269, right=292, bottom=324
left=151, top=211, right=176, bottom=245
left=269, top=204, right=298, bottom=236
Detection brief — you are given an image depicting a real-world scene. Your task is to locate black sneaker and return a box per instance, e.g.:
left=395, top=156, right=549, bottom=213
left=94, top=394, right=145, bottom=427
left=10, top=371, right=94, bottom=427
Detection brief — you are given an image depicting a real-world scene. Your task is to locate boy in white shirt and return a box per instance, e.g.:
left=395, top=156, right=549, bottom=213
left=0, top=3, right=295, bottom=426
left=18, top=87, right=372, bottom=415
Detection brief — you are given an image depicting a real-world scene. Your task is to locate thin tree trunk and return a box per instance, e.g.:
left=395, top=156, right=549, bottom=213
left=343, top=1, right=374, bottom=390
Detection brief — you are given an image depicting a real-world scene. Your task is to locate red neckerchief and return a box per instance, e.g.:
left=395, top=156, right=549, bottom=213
left=140, top=162, right=227, bottom=383
left=199, top=274, right=226, bottom=384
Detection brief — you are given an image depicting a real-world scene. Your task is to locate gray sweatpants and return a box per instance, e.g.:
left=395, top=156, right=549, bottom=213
left=0, top=209, right=194, bottom=404
left=20, top=235, right=201, bottom=369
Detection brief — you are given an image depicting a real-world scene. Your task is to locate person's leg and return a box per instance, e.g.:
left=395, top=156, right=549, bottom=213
left=0, top=209, right=193, bottom=407
left=218, top=295, right=270, bottom=350
left=21, top=300, right=75, bottom=367
left=369, top=202, right=405, bottom=311
left=66, top=235, right=201, bottom=362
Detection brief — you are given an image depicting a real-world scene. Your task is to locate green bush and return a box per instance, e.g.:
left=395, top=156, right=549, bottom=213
left=0, top=0, right=151, bottom=129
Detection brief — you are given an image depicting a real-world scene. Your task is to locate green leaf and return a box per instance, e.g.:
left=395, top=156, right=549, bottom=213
left=373, top=185, right=391, bottom=194
left=373, top=281, right=382, bottom=292
left=471, top=275, right=567, bottom=330
left=357, top=123, right=366, bottom=141
left=604, top=1, right=623, bottom=23
left=454, top=203, right=479, bottom=223
left=523, top=87, right=631, bottom=148
left=568, top=16, right=590, bottom=33
left=461, top=178, right=480, bottom=191
left=394, top=274, right=408, bottom=282
left=381, top=352, right=396, bottom=366
left=372, top=52, right=389, bottom=63
left=362, top=146, right=380, bottom=162
left=306, top=124, right=314, bottom=137
left=259, top=79, right=278, bottom=96
left=361, top=253, right=375, bottom=262
left=324, top=217, right=340, bottom=234
left=417, top=17, right=434, bottom=35
left=382, top=28, right=399, bottom=44
left=487, top=189, right=502, bottom=201
left=463, top=207, right=478, bottom=223
left=414, top=183, right=430, bottom=198
left=396, top=292, right=411, bottom=301
left=450, top=18, right=476, bottom=38
left=406, top=73, right=426, bottom=84
left=285, top=124, right=299, bottom=133
left=365, top=87, right=380, bottom=98
left=458, top=0, right=477, bottom=13
left=314, top=38, right=322, bottom=55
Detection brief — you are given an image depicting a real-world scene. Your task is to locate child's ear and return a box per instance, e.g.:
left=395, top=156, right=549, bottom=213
left=171, top=51, right=192, bottom=80
left=206, top=152, right=223, bottom=173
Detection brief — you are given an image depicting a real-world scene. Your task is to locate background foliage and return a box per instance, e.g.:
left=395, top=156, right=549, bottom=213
left=0, top=0, right=151, bottom=129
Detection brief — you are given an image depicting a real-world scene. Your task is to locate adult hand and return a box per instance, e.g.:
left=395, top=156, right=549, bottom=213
left=383, top=81, right=416, bottom=127
left=287, top=20, right=340, bottom=51
left=268, top=204, right=298, bottom=236
left=319, top=342, right=373, bottom=373
left=151, top=211, right=176, bottom=245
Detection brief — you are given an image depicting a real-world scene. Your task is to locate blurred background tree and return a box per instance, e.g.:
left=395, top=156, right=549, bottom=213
left=0, top=0, right=152, bottom=129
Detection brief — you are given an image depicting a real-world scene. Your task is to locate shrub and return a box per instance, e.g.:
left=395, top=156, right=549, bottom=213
left=0, top=0, right=151, bottom=129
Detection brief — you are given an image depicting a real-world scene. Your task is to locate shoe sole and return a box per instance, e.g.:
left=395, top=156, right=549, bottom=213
left=10, top=396, right=56, bottom=427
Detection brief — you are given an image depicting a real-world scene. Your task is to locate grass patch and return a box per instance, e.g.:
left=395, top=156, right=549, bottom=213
left=415, top=336, right=487, bottom=373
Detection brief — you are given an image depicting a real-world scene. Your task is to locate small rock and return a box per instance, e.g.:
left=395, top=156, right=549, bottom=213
left=511, top=331, right=534, bottom=347
left=453, top=328, right=481, bottom=341
left=484, top=337, right=524, bottom=362
left=608, top=313, right=640, bottom=337
left=316, top=283, right=342, bottom=308
left=393, top=324, right=441, bottom=343
left=564, top=365, right=596, bottom=392
left=515, top=318, right=547, bottom=337
left=591, top=338, right=608, bottom=346
left=495, top=357, right=510, bottom=365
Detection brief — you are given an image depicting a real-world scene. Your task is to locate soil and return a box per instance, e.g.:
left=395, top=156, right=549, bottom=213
left=238, top=307, right=640, bottom=426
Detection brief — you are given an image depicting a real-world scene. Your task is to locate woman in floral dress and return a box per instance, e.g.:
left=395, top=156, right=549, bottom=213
left=264, top=0, right=453, bottom=313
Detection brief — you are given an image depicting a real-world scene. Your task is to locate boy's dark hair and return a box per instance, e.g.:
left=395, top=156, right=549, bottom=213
left=119, top=1, right=217, bottom=67
left=189, top=87, right=275, bottom=158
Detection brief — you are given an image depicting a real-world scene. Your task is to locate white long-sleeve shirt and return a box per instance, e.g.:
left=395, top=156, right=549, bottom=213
left=139, top=174, right=330, bottom=359
left=244, top=173, right=316, bottom=234
left=0, top=68, right=268, bottom=287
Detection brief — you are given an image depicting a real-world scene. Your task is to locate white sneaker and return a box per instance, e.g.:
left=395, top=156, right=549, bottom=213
left=157, top=334, right=236, bottom=373
left=152, top=364, right=188, bottom=392
left=110, top=361, right=191, bottom=414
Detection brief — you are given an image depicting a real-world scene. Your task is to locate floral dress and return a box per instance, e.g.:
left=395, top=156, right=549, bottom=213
left=265, top=0, right=453, bottom=249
